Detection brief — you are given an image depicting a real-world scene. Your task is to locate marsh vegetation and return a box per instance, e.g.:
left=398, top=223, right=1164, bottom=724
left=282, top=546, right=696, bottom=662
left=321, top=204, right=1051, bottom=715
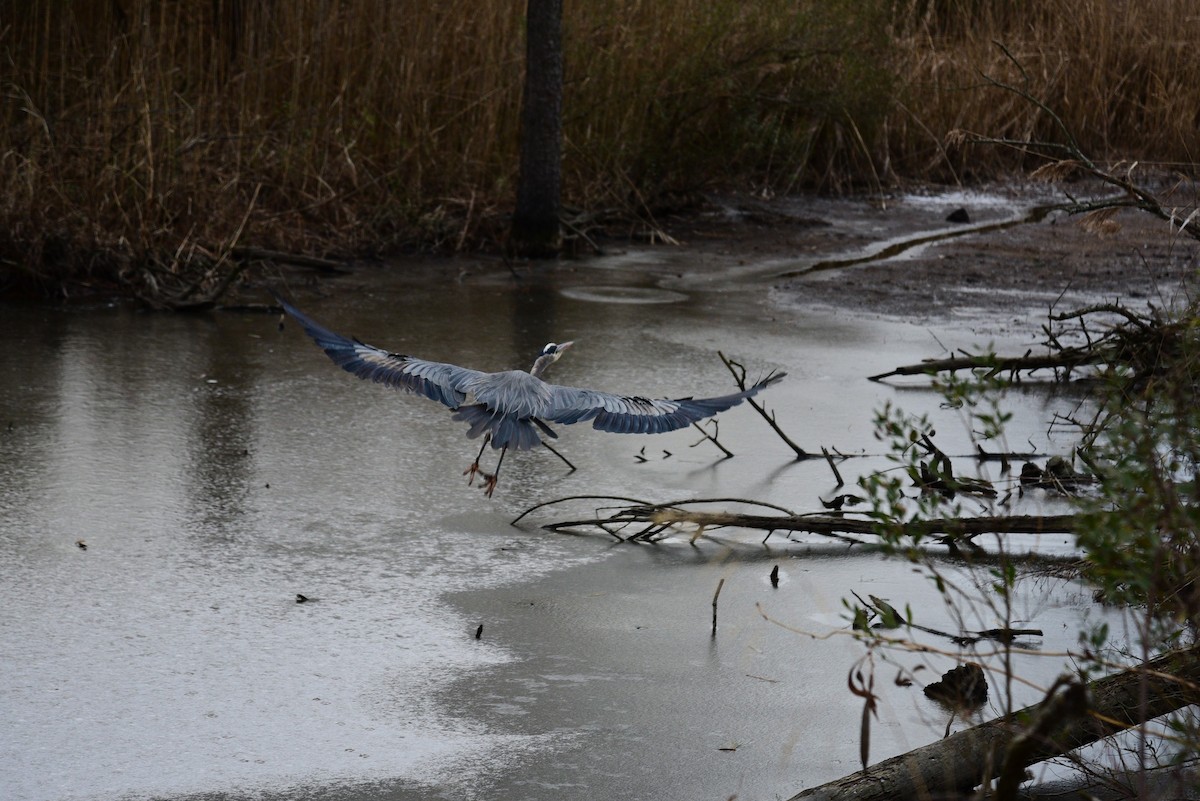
left=3, top=0, right=1198, bottom=299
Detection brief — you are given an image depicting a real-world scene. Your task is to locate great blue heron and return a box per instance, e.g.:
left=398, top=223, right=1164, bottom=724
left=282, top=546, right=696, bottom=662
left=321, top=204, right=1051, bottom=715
left=273, top=293, right=785, bottom=496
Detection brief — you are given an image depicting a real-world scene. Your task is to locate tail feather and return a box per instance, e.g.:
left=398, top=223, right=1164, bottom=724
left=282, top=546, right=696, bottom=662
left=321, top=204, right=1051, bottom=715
left=452, top=404, right=547, bottom=451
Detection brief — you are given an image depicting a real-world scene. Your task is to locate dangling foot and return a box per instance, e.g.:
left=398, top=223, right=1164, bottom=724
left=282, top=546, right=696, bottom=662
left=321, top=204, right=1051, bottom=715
left=480, top=446, right=507, bottom=498
left=464, top=434, right=492, bottom=486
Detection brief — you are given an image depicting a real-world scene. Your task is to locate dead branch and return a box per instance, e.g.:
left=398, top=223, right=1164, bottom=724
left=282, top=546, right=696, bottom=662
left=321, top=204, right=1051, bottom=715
left=869, top=303, right=1189, bottom=448
left=510, top=494, right=655, bottom=526
left=869, top=349, right=1106, bottom=383
left=853, top=592, right=1043, bottom=645
left=642, top=509, right=1075, bottom=542
left=718, top=351, right=812, bottom=459
left=517, top=494, right=1078, bottom=546
left=822, top=446, right=845, bottom=487
left=691, top=420, right=733, bottom=458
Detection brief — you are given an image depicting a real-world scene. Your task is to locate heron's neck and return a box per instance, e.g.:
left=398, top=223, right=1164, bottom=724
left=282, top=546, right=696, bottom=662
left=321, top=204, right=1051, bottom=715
left=529, top=354, right=555, bottom=378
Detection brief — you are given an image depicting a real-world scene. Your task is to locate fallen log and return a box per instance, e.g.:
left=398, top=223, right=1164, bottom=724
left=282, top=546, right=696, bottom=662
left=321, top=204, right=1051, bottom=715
left=788, top=644, right=1200, bottom=801
left=642, top=509, right=1077, bottom=544
left=868, top=349, right=1106, bottom=383
left=868, top=303, right=1179, bottom=389
left=517, top=496, right=1080, bottom=547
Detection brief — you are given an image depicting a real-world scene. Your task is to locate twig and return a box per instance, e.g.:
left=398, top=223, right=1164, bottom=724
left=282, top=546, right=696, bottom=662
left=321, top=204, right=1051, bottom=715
left=822, top=446, right=845, bottom=487
left=510, top=494, right=654, bottom=526
left=712, top=578, right=725, bottom=637
left=854, top=592, right=1043, bottom=645
left=691, top=421, right=734, bottom=458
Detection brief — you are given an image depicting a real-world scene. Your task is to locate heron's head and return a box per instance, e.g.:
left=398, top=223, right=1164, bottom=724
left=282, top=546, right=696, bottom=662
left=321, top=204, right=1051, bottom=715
left=530, top=341, right=573, bottom=378
left=541, top=341, right=573, bottom=357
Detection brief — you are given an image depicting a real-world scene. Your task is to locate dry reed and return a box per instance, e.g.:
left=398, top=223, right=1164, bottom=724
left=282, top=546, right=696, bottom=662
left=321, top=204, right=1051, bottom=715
left=1, top=0, right=1197, bottom=298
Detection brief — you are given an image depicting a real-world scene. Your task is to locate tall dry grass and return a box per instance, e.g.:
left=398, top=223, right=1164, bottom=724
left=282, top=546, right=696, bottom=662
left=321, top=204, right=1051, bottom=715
left=885, top=0, right=1200, bottom=180
left=1, top=0, right=1197, bottom=298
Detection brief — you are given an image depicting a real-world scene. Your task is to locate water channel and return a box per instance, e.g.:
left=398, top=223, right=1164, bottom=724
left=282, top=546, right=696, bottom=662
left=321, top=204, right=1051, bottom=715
left=1, top=191, right=1123, bottom=800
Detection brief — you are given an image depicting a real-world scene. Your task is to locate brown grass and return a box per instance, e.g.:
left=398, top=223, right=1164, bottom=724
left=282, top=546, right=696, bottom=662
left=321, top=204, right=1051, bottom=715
left=885, top=0, right=1200, bottom=181
left=1, top=0, right=1197, bottom=299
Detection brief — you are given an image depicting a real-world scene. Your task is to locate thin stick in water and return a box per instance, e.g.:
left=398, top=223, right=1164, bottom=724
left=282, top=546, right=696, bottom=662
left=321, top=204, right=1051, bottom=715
left=691, top=421, right=734, bottom=458
left=712, top=578, right=726, bottom=637
left=822, top=446, right=845, bottom=487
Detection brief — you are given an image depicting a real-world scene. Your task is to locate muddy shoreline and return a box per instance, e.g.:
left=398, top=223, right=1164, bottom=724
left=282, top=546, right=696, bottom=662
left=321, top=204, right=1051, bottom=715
left=653, top=184, right=1197, bottom=330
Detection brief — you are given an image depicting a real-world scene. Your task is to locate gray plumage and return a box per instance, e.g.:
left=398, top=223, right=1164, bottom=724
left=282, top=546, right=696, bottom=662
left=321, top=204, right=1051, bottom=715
left=274, top=293, right=785, bottom=453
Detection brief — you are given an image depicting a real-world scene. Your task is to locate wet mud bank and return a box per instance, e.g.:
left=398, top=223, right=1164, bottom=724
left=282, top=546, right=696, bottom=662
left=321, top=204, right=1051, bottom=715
left=652, top=184, right=1198, bottom=332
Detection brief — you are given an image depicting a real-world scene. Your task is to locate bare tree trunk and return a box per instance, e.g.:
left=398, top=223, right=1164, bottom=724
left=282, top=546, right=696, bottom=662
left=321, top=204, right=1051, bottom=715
left=788, top=645, right=1200, bottom=801
left=511, top=0, right=563, bottom=257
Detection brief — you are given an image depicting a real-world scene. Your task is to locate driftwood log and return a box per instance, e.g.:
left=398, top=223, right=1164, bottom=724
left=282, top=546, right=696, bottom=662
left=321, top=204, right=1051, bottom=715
left=868, top=304, right=1181, bottom=393
left=789, top=644, right=1200, bottom=801
left=868, top=350, right=1106, bottom=383
left=516, top=496, right=1080, bottom=548
left=636, top=509, right=1076, bottom=544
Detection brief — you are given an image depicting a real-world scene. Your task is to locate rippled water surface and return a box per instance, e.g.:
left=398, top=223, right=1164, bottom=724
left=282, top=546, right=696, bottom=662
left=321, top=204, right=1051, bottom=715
left=1, top=209, right=1108, bottom=800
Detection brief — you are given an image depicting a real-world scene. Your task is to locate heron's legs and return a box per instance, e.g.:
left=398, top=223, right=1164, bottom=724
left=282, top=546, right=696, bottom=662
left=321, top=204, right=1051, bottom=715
left=463, top=434, right=492, bottom=486
left=481, top=447, right=507, bottom=498
left=541, top=441, right=576, bottom=472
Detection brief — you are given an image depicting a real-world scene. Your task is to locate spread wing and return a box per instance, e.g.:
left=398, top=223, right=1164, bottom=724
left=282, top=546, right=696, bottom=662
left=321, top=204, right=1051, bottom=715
left=542, top=372, right=786, bottom=434
left=274, top=292, right=485, bottom=409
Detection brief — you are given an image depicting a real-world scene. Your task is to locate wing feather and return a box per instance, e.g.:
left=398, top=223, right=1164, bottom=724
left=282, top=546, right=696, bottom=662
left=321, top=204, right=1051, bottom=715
left=275, top=290, right=786, bottom=447
left=274, top=293, right=484, bottom=409
left=543, top=372, right=786, bottom=434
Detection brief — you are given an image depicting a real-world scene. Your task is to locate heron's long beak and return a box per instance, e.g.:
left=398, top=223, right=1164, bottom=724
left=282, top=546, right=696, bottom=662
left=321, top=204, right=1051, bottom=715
left=556, top=341, right=574, bottom=352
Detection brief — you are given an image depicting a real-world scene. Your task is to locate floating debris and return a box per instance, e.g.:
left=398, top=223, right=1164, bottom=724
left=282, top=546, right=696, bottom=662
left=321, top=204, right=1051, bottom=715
left=924, top=663, right=988, bottom=709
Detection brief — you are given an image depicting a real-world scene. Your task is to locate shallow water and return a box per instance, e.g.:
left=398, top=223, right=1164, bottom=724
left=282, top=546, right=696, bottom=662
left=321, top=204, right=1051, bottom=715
left=1, top=199, right=1114, bottom=801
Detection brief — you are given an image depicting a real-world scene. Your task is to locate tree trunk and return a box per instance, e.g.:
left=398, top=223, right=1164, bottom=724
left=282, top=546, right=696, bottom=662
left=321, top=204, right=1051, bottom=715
left=511, top=0, right=563, bottom=257
left=788, top=645, right=1200, bottom=801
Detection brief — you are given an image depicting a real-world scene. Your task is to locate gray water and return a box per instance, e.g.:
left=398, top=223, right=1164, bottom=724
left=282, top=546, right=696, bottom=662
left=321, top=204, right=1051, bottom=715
left=1, top=193, right=1113, bottom=801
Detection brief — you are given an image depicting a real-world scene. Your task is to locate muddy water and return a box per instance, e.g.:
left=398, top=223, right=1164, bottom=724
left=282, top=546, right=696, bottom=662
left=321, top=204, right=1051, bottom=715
left=1, top=198, right=1110, bottom=801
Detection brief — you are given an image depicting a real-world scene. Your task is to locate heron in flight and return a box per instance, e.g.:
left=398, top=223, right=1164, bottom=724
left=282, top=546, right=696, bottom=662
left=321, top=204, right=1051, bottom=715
left=273, top=293, right=785, bottom=497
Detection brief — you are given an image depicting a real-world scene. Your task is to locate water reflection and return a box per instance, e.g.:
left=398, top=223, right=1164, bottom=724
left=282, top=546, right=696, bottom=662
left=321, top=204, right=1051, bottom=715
left=508, top=275, right=562, bottom=365
left=184, top=316, right=256, bottom=543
